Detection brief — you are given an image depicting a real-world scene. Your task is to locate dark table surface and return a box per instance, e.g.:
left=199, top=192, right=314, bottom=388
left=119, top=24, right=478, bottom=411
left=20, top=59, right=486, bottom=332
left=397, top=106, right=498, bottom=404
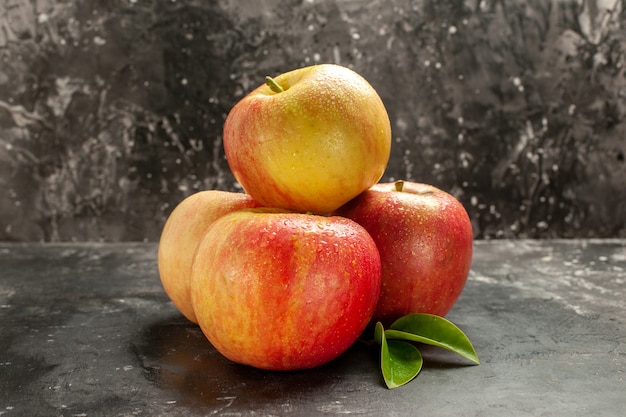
left=1, top=239, right=624, bottom=417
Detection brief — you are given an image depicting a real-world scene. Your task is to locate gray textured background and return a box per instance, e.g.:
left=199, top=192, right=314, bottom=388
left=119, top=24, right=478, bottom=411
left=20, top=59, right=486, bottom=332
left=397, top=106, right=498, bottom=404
left=1, top=0, right=625, bottom=242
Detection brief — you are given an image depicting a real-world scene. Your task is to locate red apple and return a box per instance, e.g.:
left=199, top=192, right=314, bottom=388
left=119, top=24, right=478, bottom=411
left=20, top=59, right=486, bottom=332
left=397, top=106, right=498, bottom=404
left=336, top=180, right=473, bottom=324
left=158, top=190, right=260, bottom=323
left=190, top=208, right=382, bottom=370
left=223, top=64, right=391, bottom=214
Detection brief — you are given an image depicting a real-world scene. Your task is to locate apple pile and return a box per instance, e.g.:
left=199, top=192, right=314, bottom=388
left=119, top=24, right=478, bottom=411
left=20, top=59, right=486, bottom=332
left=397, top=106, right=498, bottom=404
left=158, top=64, right=477, bottom=385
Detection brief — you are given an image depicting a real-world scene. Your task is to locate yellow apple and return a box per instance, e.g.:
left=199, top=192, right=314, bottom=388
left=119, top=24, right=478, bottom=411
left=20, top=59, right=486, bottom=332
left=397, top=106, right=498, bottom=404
left=157, top=190, right=260, bottom=323
left=223, top=64, right=391, bottom=214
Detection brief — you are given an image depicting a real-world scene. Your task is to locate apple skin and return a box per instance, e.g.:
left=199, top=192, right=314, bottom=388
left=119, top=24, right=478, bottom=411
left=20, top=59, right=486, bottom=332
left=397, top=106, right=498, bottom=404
left=190, top=208, right=382, bottom=371
left=335, top=181, right=473, bottom=324
left=223, top=64, right=391, bottom=214
left=157, top=190, right=260, bottom=323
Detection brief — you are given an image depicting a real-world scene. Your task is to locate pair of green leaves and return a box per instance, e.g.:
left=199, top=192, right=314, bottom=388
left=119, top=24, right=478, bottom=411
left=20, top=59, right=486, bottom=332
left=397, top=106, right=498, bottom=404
left=373, top=314, right=480, bottom=389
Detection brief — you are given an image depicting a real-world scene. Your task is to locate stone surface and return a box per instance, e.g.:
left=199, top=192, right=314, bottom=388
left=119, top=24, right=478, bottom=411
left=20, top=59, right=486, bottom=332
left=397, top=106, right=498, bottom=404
left=0, top=239, right=624, bottom=416
left=0, top=1, right=625, bottom=241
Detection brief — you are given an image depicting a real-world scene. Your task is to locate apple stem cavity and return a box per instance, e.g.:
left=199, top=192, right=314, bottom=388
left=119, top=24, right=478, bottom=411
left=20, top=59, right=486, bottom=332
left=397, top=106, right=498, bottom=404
left=265, top=76, right=285, bottom=93
left=394, top=180, right=405, bottom=192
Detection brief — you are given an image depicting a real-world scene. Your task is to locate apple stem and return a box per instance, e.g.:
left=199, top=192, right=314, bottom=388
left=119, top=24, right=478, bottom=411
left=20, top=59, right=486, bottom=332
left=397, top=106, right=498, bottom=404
left=394, top=180, right=405, bottom=192
left=265, top=76, right=284, bottom=93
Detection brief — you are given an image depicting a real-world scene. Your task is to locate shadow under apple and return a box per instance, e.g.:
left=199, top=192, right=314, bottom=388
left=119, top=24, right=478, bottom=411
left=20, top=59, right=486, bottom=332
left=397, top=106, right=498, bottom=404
left=132, top=314, right=383, bottom=411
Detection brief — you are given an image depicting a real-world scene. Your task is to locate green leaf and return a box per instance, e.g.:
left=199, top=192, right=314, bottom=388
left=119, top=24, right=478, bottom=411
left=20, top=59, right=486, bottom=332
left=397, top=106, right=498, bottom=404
left=387, top=313, right=480, bottom=364
left=376, top=322, right=423, bottom=389
left=374, top=321, right=385, bottom=345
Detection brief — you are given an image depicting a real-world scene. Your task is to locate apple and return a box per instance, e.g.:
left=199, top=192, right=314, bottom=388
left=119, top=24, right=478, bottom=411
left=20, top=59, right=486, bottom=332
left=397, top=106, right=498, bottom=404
left=190, top=208, right=382, bottom=370
left=157, top=190, right=260, bottom=323
left=223, top=64, right=392, bottom=214
left=335, top=180, right=473, bottom=324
